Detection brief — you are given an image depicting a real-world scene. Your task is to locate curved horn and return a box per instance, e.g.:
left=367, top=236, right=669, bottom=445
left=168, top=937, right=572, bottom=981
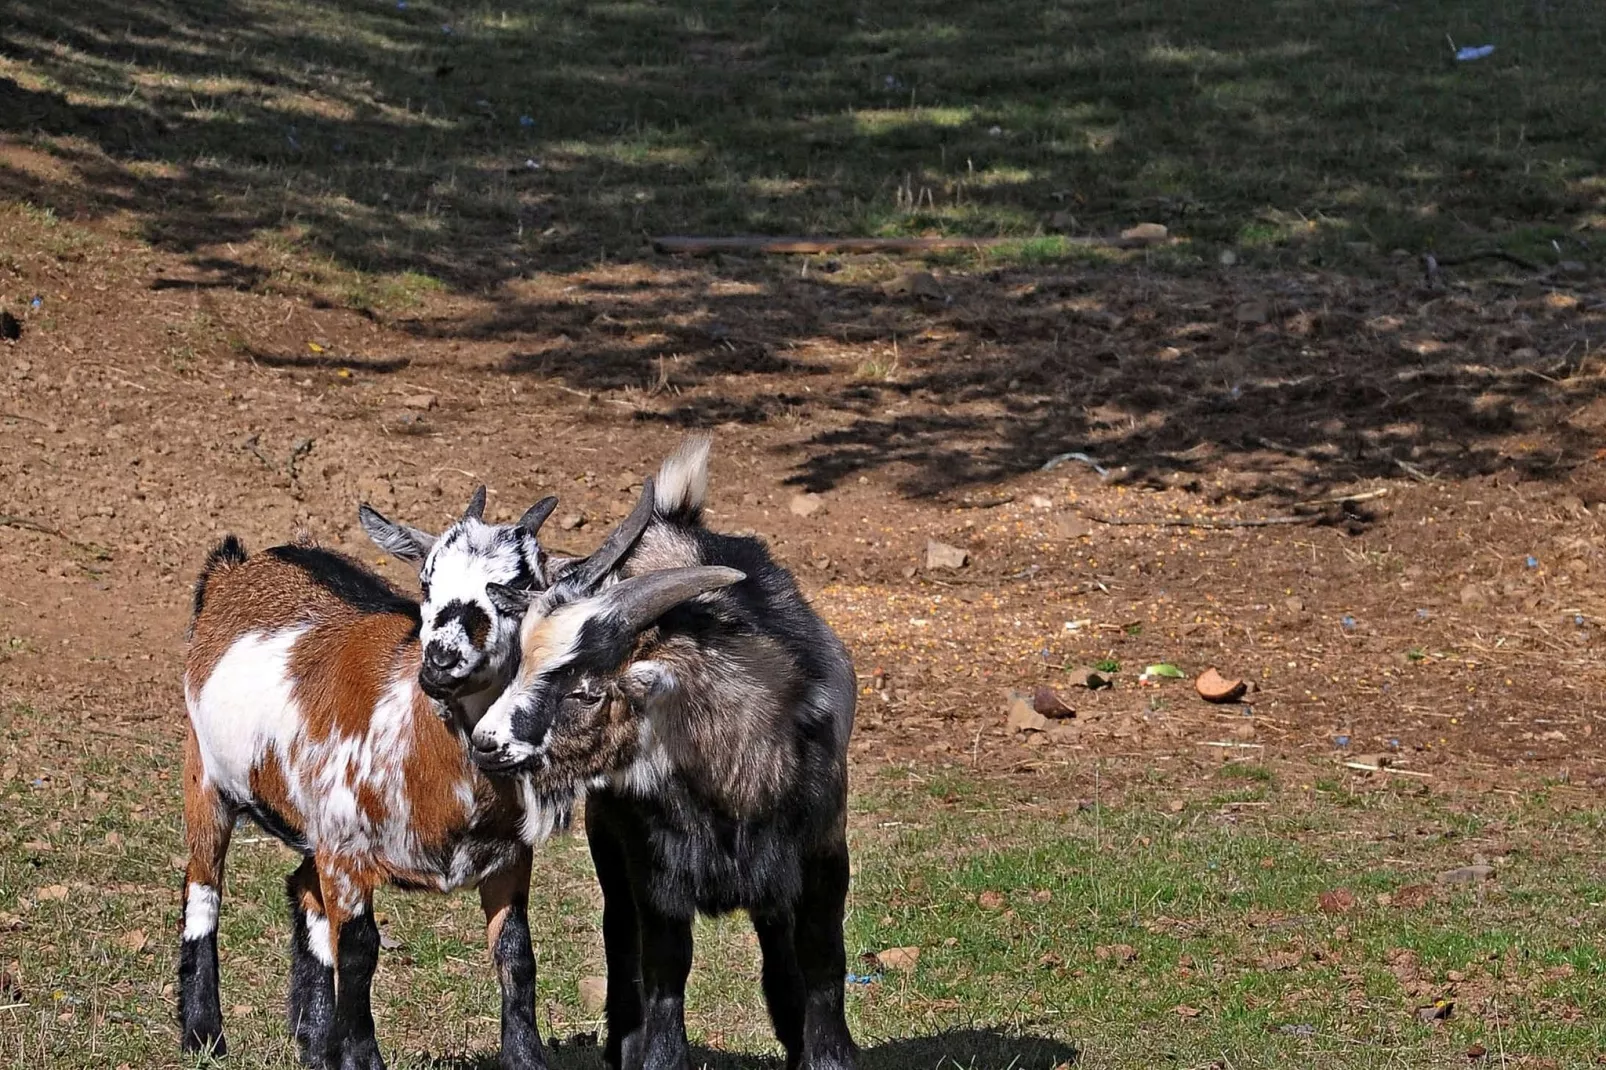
left=601, top=566, right=746, bottom=632
left=517, top=495, right=559, bottom=535
left=570, top=476, right=658, bottom=591
left=462, top=485, right=488, bottom=523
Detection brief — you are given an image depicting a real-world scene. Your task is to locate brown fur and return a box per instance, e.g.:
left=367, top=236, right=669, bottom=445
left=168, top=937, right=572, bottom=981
left=478, top=853, right=532, bottom=954
left=185, top=552, right=314, bottom=693
left=289, top=613, right=418, bottom=743
left=182, top=726, right=234, bottom=891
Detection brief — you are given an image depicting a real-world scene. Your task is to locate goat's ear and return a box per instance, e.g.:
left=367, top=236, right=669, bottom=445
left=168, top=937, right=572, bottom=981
left=620, top=659, right=675, bottom=704
left=542, top=554, right=581, bottom=586
left=359, top=504, right=437, bottom=566
left=517, top=496, right=559, bottom=537
left=486, top=582, right=537, bottom=619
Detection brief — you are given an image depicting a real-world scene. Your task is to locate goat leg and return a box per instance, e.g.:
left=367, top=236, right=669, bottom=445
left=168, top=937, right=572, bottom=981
left=319, top=864, right=386, bottom=1070
left=588, top=820, right=644, bottom=1070
left=286, top=857, right=336, bottom=1065
left=634, top=901, right=695, bottom=1070
left=178, top=727, right=234, bottom=1057
left=480, top=852, right=548, bottom=1070
left=752, top=912, right=807, bottom=1069
left=793, top=843, right=858, bottom=1070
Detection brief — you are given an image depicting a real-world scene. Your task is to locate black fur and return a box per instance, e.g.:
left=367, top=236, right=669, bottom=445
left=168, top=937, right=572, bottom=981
left=285, top=869, right=335, bottom=1067
left=575, top=501, right=858, bottom=1070
left=178, top=928, right=227, bottom=1056
left=491, top=904, right=548, bottom=1070
left=266, top=544, right=421, bottom=628
left=192, top=535, right=248, bottom=621
left=326, top=911, right=383, bottom=1070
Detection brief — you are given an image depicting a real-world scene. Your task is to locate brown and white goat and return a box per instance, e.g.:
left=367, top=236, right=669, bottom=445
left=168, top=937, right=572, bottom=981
left=178, top=491, right=594, bottom=1070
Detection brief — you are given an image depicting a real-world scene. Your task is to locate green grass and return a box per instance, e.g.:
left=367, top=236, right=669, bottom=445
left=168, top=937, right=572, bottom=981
left=2, top=0, right=1604, bottom=293
left=6, top=699, right=1606, bottom=1068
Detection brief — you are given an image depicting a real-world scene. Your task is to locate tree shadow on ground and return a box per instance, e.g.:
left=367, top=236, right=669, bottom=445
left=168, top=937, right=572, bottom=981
left=7, top=0, right=1606, bottom=500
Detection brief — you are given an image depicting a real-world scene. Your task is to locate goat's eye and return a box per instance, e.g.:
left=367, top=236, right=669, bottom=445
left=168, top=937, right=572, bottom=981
left=568, top=685, right=603, bottom=705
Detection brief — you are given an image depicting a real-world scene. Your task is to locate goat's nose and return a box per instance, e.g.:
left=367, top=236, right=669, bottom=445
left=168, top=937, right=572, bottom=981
left=425, top=645, right=461, bottom=672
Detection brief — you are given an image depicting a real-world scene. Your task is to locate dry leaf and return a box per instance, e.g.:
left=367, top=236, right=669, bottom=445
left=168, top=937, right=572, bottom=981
left=1318, top=888, right=1357, bottom=914
left=876, top=946, right=920, bottom=971
left=117, top=929, right=148, bottom=954
left=1174, top=1004, right=1202, bottom=1018
left=577, top=976, right=607, bottom=1015
left=35, top=885, right=69, bottom=902
left=977, top=891, right=1006, bottom=911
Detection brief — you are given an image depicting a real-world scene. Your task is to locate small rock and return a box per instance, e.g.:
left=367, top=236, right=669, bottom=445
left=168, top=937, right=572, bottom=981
left=392, top=411, right=430, bottom=435
left=378, top=929, right=404, bottom=950
left=876, top=946, right=920, bottom=972
left=882, top=271, right=945, bottom=300
left=401, top=393, right=437, bottom=410
left=559, top=513, right=586, bottom=532
left=1284, top=596, right=1304, bottom=613
left=789, top=493, right=825, bottom=518
left=1120, top=222, right=1168, bottom=245
left=1069, top=667, right=1113, bottom=690
left=1045, top=724, right=1079, bottom=745
left=1006, top=691, right=1048, bottom=733
left=577, top=976, right=607, bottom=1015
left=1028, top=494, right=1054, bottom=509
left=925, top=540, right=968, bottom=570
left=1437, top=864, right=1494, bottom=885
left=1032, top=686, right=1074, bottom=719
left=1233, top=300, right=1271, bottom=326
left=1415, top=999, right=1454, bottom=1023
left=1094, top=943, right=1137, bottom=963
left=1052, top=514, right=1091, bottom=539
left=1217, top=249, right=1238, bottom=267
left=1195, top=668, right=1247, bottom=704
left=615, top=472, right=640, bottom=492
left=1318, top=888, right=1357, bottom=914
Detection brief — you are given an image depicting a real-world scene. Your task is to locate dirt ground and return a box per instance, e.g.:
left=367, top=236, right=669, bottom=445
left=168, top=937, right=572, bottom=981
left=4, top=171, right=1606, bottom=801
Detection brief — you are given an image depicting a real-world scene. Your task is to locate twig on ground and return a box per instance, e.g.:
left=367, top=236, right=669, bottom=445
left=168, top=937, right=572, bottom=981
left=1344, top=761, right=1432, bottom=778
left=652, top=234, right=1120, bottom=255
left=1297, top=487, right=1391, bottom=507
left=1082, top=510, right=1318, bottom=529
left=0, top=515, right=95, bottom=551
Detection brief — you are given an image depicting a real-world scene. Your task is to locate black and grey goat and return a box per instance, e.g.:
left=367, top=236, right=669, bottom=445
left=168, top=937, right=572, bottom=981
left=471, top=438, right=860, bottom=1070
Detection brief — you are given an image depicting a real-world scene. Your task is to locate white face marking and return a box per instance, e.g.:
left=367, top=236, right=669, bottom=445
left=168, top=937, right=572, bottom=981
left=186, top=628, right=309, bottom=801
left=471, top=602, right=593, bottom=759
left=306, top=913, right=334, bottom=967
left=183, top=883, right=220, bottom=941
left=417, top=520, right=538, bottom=685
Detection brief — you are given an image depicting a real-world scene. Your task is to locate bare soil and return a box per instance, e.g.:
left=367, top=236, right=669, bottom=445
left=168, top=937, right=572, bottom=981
left=4, top=173, right=1606, bottom=799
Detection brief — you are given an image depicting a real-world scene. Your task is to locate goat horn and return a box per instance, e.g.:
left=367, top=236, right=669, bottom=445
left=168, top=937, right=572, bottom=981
left=571, top=476, right=657, bottom=590
left=462, top=485, right=488, bottom=523
left=518, top=496, right=559, bottom=535
left=602, top=565, right=745, bottom=632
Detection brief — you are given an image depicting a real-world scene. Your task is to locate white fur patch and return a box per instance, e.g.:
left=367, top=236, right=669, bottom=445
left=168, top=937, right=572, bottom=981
left=306, top=913, right=334, bottom=967
left=183, top=883, right=220, bottom=941
left=610, top=713, right=673, bottom=798
left=515, top=776, right=569, bottom=844
left=187, top=628, right=309, bottom=801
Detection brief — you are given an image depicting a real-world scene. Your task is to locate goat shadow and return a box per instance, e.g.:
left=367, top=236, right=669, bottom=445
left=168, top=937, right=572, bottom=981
left=423, top=1028, right=1077, bottom=1070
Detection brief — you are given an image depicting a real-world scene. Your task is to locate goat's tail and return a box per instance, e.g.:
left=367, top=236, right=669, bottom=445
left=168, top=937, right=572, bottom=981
left=654, top=436, right=711, bottom=526
left=191, top=535, right=249, bottom=625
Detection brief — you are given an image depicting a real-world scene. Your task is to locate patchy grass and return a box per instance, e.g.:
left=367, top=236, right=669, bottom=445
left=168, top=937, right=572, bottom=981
left=2, top=0, right=1603, bottom=293
left=5, top=698, right=1606, bottom=1069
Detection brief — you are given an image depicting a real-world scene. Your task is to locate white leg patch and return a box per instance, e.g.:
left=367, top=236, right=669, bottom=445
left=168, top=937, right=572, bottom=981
left=183, top=883, right=220, bottom=941
left=306, top=913, right=334, bottom=968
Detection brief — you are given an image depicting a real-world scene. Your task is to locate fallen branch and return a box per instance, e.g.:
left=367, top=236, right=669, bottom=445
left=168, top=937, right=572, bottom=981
left=1082, top=510, right=1318, bottom=530
left=1297, top=487, right=1390, bottom=507
left=1343, top=761, right=1432, bottom=779
left=652, top=234, right=1118, bottom=256
left=0, top=515, right=95, bottom=551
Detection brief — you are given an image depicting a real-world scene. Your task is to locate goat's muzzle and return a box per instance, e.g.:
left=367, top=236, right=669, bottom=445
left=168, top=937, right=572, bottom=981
left=469, top=736, right=529, bottom=776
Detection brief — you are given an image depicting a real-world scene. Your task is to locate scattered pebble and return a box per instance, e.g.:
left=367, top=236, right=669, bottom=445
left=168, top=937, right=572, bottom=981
left=924, top=540, right=968, bottom=570
left=789, top=493, right=825, bottom=518
left=1194, top=667, right=1247, bottom=704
